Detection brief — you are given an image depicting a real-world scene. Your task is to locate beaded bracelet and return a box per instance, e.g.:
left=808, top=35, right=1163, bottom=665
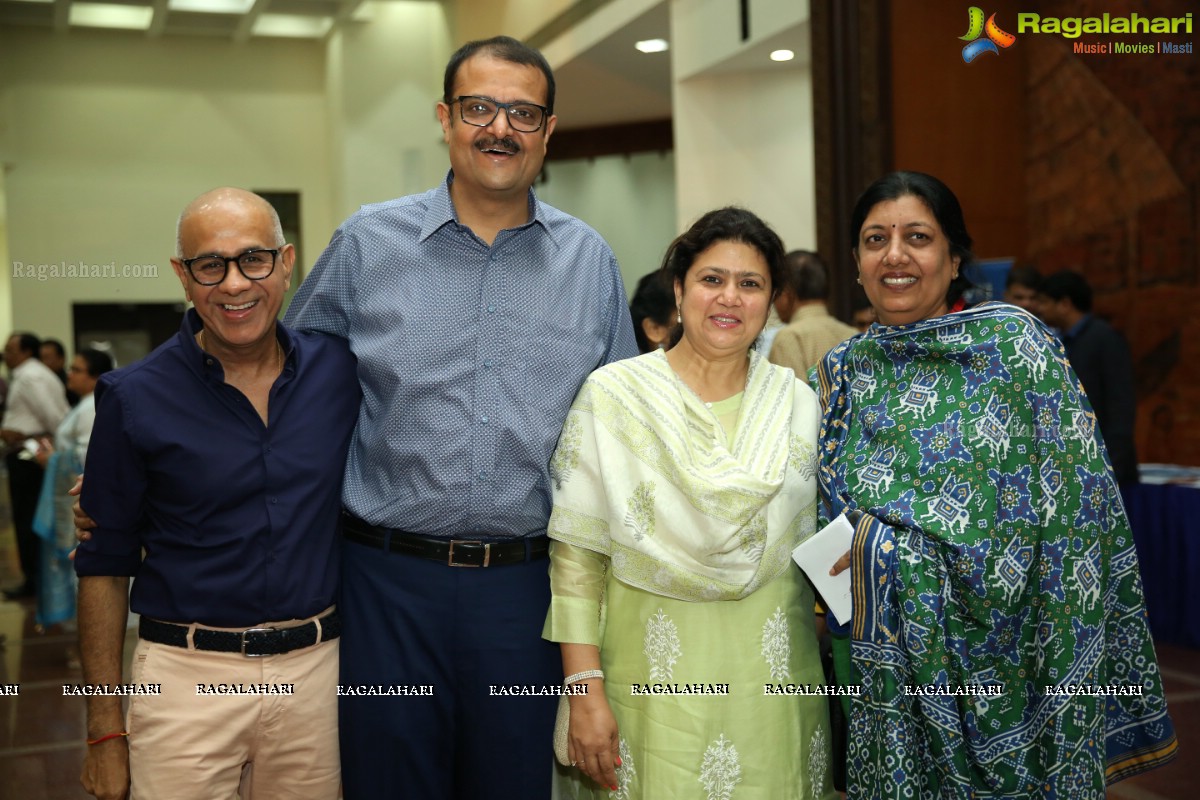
left=87, top=731, right=129, bottom=746
left=563, top=669, right=604, bottom=686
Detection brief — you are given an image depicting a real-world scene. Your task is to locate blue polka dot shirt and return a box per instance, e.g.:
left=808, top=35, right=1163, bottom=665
left=284, top=174, right=638, bottom=537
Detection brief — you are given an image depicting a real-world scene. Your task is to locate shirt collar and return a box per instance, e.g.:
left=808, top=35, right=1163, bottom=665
left=1064, top=313, right=1091, bottom=340
left=419, top=170, right=552, bottom=244
left=791, top=303, right=831, bottom=322
left=181, top=307, right=295, bottom=381
left=11, top=358, right=40, bottom=377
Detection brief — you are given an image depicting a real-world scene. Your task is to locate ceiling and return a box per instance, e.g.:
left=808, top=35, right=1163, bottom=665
left=549, top=1, right=809, bottom=131
left=550, top=1, right=672, bottom=131
left=0, top=0, right=804, bottom=131
left=0, top=0, right=367, bottom=40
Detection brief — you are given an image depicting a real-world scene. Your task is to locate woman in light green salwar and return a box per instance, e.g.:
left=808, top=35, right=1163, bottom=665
left=544, top=207, right=837, bottom=800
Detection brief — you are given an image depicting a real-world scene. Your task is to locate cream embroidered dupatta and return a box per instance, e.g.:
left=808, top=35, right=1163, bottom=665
left=548, top=350, right=818, bottom=601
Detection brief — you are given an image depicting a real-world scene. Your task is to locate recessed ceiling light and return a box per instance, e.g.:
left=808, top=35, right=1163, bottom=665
left=770, top=49, right=795, bottom=62
left=635, top=38, right=669, bottom=54
left=169, top=0, right=255, bottom=13
left=252, top=13, right=333, bottom=37
left=69, top=2, right=153, bottom=29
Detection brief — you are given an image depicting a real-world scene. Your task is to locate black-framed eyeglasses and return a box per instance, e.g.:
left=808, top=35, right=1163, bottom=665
left=181, top=249, right=279, bottom=286
left=452, top=96, right=548, bottom=132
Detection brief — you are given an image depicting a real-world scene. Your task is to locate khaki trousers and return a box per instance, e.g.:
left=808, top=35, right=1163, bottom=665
left=126, top=617, right=340, bottom=800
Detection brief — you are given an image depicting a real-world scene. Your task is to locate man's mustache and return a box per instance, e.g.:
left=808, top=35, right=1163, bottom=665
left=475, top=137, right=521, bottom=154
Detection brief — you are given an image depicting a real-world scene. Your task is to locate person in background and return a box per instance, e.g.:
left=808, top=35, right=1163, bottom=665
left=769, top=249, right=859, bottom=375
left=1, top=332, right=69, bottom=600
left=817, top=171, right=1175, bottom=799
left=74, top=188, right=358, bottom=800
left=33, top=348, right=113, bottom=632
left=756, top=304, right=786, bottom=356
left=851, top=305, right=876, bottom=332
left=547, top=207, right=835, bottom=798
left=1004, top=264, right=1045, bottom=320
left=629, top=269, right=676, bottom=352
left=1038, top=269, right=1138, bottom=485
left=41, top=338, right=81, bottom=406
left=283, top=35, right=638, bottom=800
left=39, top=339, right=66, bottom=379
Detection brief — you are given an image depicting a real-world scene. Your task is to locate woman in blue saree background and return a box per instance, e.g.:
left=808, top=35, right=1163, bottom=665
left=34, top=348, right=113, bottom=630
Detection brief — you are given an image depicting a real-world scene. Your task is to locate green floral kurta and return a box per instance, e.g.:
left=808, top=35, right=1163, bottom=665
left=545, top=351, right=837, bottom=799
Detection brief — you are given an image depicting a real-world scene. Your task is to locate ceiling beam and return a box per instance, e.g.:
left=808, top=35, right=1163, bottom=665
left=233, top=0, right=269, bottom=43
left=334, top=0, right=363, bottom=24
left=147, top=0, right=169, bottom=37
left=544, top=119, right=672, bottom=162
left=52, top=0, right=70, bottom=31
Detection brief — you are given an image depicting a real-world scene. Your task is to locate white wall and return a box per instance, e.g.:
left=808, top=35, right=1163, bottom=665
left=670, top=0, right=817, bottom=251
left=536, top=151, right=677, bottom=292
left=0, top=168, right=10, bottom=341
left=0, top=28, right=333, bottom=344
left=673, top=65, right=816, bottom=251
left=0, top=0, right=818, bottom=345
left=325, top=2, right=453, bottom=222
left=450, top=0, right=576, bottom=44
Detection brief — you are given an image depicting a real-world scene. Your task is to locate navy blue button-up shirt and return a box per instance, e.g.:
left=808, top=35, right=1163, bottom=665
left=74, top=310, right=361, bottom=627
left=284, top=175, right=638, bottom=537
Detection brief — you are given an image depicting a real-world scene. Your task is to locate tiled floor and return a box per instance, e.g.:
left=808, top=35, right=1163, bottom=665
left=0, top=529, right=1194, bottom=798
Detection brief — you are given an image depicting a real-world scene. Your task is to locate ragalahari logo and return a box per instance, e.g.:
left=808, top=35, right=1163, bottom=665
left=960, top=7, right=1017, bottom=62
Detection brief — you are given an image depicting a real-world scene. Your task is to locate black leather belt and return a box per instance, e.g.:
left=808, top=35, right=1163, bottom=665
left=342, top=513, right=549, bottom=567
left=139, top=610, right=340, bottom=657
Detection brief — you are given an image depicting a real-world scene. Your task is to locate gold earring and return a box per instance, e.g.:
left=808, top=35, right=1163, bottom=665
left=856, top=277, right=863, bottom=285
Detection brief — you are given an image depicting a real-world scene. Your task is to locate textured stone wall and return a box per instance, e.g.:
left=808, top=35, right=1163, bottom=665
left=1027, top=0, right=1200, bottom=465
left=888, top=0, right=1199, bottom=465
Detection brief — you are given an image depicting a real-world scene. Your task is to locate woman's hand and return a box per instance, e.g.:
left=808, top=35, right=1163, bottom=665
left=34, top=437, right=53, bottom=468
left=830, top=549, right=852, bottom=576
left=566, top=683, right=621, bottom=791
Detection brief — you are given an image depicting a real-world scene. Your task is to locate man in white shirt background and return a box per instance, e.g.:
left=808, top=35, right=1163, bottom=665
left=1, top=332, right=69, bottom=599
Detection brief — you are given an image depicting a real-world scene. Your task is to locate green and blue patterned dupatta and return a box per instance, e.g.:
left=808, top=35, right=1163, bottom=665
left=814, top=304, right=1176, bottom=799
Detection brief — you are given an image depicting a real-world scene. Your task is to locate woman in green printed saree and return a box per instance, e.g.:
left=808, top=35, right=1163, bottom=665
left=818, top=171, right=1177, bottom=799
left=544, top=208, right=837, bottom=799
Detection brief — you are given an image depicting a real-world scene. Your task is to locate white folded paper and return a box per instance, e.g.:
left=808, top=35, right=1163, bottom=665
left=791, top=513, right=855, bottom=625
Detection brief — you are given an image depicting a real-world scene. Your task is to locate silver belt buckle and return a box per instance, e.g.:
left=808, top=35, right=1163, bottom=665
left=241, top=626, right=276, bottom=657
left=448, top=540, right=489, bottom=567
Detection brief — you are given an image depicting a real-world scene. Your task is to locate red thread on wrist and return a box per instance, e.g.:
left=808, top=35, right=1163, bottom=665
left=87, top=731, right=129, bottom=746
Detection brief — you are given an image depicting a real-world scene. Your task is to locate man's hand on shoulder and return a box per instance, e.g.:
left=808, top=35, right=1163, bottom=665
left=71, top=475, right=98, bottom=543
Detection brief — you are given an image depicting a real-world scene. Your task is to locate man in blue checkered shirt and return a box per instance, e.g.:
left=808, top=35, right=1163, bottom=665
left=285, top=35, right=638, bottom=800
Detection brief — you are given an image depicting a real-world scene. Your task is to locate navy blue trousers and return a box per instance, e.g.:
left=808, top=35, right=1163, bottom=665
left=339, top=536, right=560, bottom=799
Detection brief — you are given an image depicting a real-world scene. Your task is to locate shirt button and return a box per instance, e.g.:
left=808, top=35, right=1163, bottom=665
left=478, top=470, right=487, bottom=479
left=484, top=359, right=494, bottom=368
left=487, top=304, right=496, bottom=313
left=270, top=497, right=277, bottom=504
left=480, top=416, right=489, bottom=424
